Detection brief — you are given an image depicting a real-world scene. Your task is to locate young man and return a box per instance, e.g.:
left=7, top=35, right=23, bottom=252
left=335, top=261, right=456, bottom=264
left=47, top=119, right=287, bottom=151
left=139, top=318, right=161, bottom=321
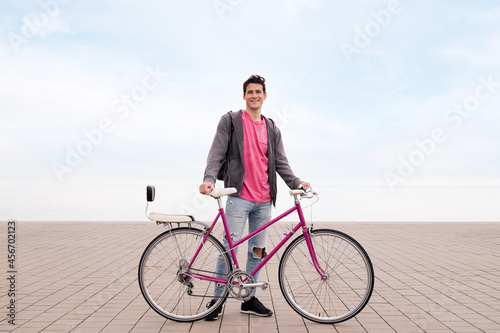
left=199, top=75, right=310, bottom=321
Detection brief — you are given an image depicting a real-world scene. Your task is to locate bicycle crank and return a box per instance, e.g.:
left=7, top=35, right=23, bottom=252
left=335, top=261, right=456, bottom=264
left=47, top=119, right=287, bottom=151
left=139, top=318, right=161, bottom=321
left=240, top=281, right=269, bottom=290
left=227, top=270, right=257, bottom=300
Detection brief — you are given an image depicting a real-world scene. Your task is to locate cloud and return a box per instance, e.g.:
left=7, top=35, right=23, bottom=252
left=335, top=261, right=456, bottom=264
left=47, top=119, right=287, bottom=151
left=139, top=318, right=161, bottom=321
left=282, top=0, right=325, bottom=16
left=438, top=34, right=500, bottom=69
left=467, top=6, right=500, bottom=23
left=1, top=1, right=500, bottom=222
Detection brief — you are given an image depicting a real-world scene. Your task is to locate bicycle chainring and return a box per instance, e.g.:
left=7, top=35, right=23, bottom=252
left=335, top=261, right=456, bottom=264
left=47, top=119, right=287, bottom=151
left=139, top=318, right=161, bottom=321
left=227, top=270, right=256, bottom=300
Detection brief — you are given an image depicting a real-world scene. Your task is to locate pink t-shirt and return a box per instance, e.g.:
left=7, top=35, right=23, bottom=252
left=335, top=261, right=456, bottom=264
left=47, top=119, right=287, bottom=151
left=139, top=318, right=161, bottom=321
left=239, top=110, right=271, bottom=203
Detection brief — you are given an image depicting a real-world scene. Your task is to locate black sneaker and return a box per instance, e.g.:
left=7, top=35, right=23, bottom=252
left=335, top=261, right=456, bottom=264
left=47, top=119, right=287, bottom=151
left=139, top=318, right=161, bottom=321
left=240, top=297, right=273, bottom=317
left=205, top=299, right=223, bottom=321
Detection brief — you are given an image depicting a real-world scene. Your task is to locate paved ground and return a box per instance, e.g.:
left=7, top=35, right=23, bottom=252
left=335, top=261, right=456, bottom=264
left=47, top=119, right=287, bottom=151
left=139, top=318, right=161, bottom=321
left=1, top=221, right=499, bottom=332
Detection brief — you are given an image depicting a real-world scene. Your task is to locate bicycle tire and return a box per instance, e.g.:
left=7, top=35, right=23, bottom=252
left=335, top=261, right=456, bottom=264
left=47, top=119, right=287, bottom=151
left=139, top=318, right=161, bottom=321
left=278, top=229, right=374, bottom=324
left=138, top=227, right=231, bottom=322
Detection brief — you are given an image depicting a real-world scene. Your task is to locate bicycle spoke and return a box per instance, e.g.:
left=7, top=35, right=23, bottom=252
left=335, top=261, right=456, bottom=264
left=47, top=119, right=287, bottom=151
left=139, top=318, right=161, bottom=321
left=138, top=228, right=231, bottom=321
left=279, top=229, right=373, bottom=324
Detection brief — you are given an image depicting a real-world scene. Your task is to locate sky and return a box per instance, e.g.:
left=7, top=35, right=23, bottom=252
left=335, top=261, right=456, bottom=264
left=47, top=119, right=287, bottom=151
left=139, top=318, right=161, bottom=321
left=1, top=0, right=499, bottom=222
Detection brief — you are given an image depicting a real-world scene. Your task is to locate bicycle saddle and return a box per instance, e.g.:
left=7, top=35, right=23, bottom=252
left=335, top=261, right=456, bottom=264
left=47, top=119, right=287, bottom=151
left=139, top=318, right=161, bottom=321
left=210, top=187, right=237, bottom=198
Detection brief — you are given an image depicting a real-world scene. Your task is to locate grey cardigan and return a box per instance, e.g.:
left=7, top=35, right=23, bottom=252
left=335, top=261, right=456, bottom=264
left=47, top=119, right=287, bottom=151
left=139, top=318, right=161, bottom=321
left=203, top=110, right=302, bottom=205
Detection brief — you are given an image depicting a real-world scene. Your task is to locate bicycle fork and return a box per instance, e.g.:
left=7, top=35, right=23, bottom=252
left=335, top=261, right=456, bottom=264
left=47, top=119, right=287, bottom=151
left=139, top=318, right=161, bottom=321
left=303, top=228, right=328, bottom=280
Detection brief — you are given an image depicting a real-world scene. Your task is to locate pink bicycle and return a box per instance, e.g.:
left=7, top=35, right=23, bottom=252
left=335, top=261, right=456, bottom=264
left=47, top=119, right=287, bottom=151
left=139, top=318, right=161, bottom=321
left=138, top=185, right=374, bottom=324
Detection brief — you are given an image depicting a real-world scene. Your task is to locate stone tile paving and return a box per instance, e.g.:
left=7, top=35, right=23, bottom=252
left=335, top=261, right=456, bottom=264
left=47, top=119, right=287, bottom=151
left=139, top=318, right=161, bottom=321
left=1, top=221, right=499, bottom=332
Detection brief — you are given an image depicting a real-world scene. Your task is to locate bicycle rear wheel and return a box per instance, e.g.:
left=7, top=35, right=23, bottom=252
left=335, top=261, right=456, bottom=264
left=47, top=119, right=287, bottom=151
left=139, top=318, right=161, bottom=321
left=138, top=227, right=231, bottom=321
left=278, top=229, right=374, bottom=324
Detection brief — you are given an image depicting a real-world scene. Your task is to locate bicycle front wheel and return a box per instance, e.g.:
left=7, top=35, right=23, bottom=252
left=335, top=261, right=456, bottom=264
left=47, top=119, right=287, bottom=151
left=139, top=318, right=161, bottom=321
left=278, top=229, right=374, bottom=324
left=138, top=227, right=231, bottom=322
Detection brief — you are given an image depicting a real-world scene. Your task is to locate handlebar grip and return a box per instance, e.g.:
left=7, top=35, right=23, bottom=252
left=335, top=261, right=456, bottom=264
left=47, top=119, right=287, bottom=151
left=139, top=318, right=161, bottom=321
left=299, top=185, right=316, bottom=195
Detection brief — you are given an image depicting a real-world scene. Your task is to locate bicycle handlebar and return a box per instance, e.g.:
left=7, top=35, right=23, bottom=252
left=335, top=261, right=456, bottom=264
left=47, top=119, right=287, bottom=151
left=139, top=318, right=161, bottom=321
left=299, top=185, right=318, bottom=199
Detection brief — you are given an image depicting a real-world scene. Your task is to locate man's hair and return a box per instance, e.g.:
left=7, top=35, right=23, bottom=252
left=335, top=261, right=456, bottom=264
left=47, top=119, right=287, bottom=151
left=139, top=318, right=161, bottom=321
left=243, top=75, right=266, bottom=94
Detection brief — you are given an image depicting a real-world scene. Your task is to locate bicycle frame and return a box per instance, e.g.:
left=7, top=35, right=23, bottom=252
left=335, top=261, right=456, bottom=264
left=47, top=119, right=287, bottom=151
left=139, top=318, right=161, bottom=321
left=187, top=195, right=326, bottom=285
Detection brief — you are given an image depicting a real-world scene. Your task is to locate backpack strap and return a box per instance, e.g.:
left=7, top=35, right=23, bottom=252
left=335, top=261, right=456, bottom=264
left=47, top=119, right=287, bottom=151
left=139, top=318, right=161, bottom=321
left=217, top=110, right=239, bottom=181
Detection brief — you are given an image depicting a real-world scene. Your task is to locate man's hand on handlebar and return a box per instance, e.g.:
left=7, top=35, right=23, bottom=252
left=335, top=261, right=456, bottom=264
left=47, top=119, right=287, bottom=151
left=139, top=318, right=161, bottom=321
left=199, top=182, right=215, bottom=195
left=299, top=182, right=318, bottom=198
left=201, top=181, right=312, bottom=196
left=299, top=182, right=312, bottom=190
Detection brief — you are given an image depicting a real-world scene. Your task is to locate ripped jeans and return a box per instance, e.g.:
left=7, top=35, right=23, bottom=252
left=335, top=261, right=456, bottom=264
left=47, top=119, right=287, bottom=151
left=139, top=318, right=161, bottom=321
left=213, top=196, right=272, bottom=298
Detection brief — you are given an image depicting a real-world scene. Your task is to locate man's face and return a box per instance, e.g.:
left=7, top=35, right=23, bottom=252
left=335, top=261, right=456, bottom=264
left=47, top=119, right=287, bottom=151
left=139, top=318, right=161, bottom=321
left=243, top=83, right=267, bottom=111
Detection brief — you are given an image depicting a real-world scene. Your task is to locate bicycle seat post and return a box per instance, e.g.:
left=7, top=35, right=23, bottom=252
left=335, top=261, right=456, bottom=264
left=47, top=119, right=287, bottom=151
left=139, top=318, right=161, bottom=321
left=216, top=197, right=223, bottom=210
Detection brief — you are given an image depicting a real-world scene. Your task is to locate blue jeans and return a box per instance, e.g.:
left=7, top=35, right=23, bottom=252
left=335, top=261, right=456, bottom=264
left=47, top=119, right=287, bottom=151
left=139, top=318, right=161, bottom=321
left=214, top=196, right=272, bottom=298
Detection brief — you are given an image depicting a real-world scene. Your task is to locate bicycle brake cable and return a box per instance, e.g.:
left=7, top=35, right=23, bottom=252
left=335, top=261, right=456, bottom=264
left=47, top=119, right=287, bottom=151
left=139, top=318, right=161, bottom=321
left=300, top=194, right=319, bottom=229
